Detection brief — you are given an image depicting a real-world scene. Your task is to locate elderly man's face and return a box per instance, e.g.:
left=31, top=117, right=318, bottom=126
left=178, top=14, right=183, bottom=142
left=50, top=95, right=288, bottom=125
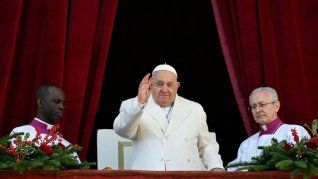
left=249, top=91, right=280, bottom=125
left=150, top=71, right=180, bottom=107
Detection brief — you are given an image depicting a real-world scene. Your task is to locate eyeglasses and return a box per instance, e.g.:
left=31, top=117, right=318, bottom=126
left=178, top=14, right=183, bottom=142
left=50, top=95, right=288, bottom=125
left=248, top=101, right=277, bottom=111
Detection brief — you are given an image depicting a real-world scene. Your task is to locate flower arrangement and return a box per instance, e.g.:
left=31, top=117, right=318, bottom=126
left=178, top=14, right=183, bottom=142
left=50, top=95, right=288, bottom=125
left=227, top=119, right=318, bottom=179
left=0, top=125, right=95, bottom=173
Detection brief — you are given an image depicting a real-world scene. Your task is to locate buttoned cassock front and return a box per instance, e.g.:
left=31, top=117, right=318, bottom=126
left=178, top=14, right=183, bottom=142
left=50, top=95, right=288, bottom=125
left=113, top=94, right=223, bottom=170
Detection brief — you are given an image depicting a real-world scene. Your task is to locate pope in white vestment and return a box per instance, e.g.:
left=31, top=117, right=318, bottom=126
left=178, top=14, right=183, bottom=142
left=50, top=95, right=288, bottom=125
left=113, top=64, right=224, bottom=171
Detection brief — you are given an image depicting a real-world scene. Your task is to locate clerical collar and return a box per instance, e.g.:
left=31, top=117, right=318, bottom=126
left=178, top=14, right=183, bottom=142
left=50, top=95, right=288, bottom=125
left=30, top=118, right=54, bottom=134
left=259, top=118, right=283, bottom=136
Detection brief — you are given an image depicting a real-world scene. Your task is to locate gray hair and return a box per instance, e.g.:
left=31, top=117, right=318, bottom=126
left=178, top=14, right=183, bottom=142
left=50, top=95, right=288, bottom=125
left=249, top=87, right=278, bottom=104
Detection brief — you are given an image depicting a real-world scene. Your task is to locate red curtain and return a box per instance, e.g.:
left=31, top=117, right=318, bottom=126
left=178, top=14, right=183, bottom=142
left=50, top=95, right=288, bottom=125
left=0, top=0, right=118, bottom=160
left=211, top=0, right=318, bottom=135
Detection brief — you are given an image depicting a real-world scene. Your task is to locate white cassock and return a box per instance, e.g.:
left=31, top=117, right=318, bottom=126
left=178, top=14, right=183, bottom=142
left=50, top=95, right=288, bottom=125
left=227, top=124, right=310, bottom=171
left=114, top=94, right=224, bottom=170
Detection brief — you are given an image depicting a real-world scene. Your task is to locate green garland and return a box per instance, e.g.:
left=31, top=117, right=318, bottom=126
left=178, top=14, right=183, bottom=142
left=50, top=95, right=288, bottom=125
left=0, top=132, right=95, bottom=173
left=227, top=119, right=318, bottom=179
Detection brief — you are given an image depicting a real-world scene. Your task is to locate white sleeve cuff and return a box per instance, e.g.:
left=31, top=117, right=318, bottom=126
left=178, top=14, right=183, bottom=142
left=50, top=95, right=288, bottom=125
left=134, top=97, right=146, bottom=111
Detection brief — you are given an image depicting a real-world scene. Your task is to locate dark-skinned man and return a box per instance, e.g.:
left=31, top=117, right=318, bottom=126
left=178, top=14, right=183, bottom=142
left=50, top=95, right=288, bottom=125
left=10, top=84, right=80, bottom=161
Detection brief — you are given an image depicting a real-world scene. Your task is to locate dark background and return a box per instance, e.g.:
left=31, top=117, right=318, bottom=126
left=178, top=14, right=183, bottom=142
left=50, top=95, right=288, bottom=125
left=87, top=0, right=247, bottom=167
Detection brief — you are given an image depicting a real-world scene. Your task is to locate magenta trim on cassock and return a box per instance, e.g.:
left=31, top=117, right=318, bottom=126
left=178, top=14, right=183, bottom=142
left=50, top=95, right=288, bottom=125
left=259, top=118, right=283, bottom=136
left=30, top=119, right=48, bottom=134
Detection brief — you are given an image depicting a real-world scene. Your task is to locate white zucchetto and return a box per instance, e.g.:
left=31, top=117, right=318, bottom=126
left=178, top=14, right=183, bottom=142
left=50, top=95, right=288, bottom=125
left=152, top=64, right=177, bottom=77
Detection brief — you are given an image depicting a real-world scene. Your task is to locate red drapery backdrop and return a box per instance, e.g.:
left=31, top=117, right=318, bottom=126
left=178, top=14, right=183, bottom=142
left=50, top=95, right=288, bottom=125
left=0, top=0, right=118, bottom=160
left=211, top=0, right=318, bottom=135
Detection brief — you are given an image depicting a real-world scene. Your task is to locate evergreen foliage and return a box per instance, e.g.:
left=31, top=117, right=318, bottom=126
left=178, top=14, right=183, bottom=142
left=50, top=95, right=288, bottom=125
left=227, top=119, right=318, bottom=179
left=0, top=131, right=95, bottom=173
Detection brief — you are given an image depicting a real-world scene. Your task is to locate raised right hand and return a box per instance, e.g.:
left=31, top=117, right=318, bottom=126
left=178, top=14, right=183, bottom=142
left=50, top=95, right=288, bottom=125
left=138, top=73, right=152, bottom=104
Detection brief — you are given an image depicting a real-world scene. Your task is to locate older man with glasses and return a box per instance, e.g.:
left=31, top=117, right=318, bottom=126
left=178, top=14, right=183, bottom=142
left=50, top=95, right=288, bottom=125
left=227, top=87, right=310, bottom=171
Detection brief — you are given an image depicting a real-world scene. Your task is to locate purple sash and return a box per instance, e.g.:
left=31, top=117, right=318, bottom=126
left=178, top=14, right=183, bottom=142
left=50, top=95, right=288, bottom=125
left=30, top=119, right=49, bottom=134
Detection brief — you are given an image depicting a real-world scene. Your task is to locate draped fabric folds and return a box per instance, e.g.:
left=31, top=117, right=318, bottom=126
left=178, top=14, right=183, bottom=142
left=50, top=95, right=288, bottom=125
left=0, top=0, right=118, bottom=159
left=211, top=0, right=318, bottom=135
